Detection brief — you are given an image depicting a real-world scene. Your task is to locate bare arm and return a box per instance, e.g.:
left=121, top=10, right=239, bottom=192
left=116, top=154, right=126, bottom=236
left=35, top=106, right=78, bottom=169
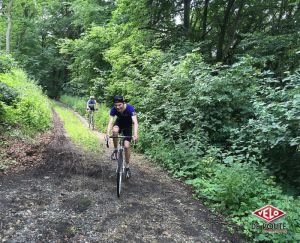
left=106, top=116, right=114, bottom=137
left=132, top=115, right=138, bottom=141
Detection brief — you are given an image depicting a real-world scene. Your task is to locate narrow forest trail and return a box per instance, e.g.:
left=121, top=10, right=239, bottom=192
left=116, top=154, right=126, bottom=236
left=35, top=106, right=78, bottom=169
left=0, top=107, right=246, bottom=242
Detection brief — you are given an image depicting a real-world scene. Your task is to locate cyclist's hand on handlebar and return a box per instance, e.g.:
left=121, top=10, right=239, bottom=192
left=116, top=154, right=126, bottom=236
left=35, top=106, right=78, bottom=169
left=105, top=134, right=109, bottom=148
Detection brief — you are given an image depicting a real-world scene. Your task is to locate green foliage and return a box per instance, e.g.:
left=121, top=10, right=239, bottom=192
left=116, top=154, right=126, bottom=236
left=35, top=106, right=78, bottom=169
left=24, top=45, right=67, bottom=98
left=111, top=0, right=150, bottom=27
left=186, top=162, right=300, bottom=241
left=134, top=53, right=299, bottom=241
left=140, top=122, right=300, bottom=241
left=0, top=102, right=6, bottom=124
left=60, top=95, right=87, bottom=115
left=60, top=95, right=109, bottom=133
left=1, top=0, right=300, bottom=241
left=111, top=0, right=179, bottom=45
left=0, top=69, right=52, bottom=135
left=59, top=26, right=111, bottom=97
left=239, top=32, right=300, bottom=76
left=70, top=0, right=115, bottom=30
left=0, top=82, right=18, bottom=106
left=139, top=54, right=258, bottom=145
left=104, top=38, right=203, bottom=107
left=7, top=0, right=83, bottom=98
left=93, top=103, right=110, bottom=133
left=0, top=54, right=16, bottom=73
left=229, top=70, right=300, bottom=189
left=53, top=103, right=102, bottom=153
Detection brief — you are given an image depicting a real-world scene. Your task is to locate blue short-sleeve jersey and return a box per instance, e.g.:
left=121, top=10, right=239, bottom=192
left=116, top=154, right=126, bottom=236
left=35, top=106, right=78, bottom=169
left=87, top=99, right=96, bottom=105
left=110, top=103, right=136, bottom=127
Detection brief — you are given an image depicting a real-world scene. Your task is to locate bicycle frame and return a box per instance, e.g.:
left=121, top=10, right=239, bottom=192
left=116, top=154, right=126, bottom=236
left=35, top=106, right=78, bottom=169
left=107, top=135, right=131, bottom=154
left=106, top=135, right=132, bottom=197
left=87, top=109, right=95, bottom=129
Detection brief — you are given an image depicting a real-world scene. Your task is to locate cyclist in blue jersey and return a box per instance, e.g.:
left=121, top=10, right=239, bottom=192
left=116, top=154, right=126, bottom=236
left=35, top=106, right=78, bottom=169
left=106, top=95, right=139, bottom=178
left=86, top=96, right=97, bottom=111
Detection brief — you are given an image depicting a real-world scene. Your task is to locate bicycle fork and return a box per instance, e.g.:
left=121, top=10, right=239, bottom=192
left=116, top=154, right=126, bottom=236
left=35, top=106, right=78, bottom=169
left=117, top=149, right=124, bottom=173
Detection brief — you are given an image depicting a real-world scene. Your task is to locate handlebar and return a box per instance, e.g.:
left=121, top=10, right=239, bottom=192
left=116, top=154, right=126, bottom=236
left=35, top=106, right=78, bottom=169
left=109, top=136, right=132, bottom=139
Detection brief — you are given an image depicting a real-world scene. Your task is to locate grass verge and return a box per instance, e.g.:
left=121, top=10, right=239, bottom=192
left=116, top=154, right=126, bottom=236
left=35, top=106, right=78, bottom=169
left=53, top=102, right=103, bottom=154
left=60, top=95, right=110, bottom=132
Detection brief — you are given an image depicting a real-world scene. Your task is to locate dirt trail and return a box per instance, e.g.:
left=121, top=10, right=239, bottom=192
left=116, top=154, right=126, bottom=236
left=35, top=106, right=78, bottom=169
left=0, top=108, right=246, bottom=242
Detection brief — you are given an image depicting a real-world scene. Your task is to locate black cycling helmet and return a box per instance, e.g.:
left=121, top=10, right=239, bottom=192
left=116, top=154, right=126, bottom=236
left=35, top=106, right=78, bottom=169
left=113, top=95, right=124, bottom=103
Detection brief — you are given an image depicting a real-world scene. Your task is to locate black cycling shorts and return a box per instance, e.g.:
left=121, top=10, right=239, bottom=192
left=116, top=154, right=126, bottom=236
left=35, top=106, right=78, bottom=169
left=114, top=119, right=132, bottom=142
left=88, top=105, right=95, bottom=111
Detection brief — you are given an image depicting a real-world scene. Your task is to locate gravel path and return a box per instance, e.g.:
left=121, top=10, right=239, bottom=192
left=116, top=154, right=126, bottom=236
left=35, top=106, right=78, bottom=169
left=0, top=109, right=246, bottom=242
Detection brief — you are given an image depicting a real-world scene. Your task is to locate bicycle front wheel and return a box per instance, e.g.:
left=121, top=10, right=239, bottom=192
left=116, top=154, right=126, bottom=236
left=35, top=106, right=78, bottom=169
left=91, top=115, right=94, bottom=130
left=116, top=152, right=123, bottom=197
left=88, top=114, right=92, bottom=128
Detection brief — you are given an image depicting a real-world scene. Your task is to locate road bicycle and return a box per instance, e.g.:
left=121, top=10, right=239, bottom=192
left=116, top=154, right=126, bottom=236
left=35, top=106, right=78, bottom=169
left=106, top=135, right=132, bottom=197
left=86, top=109, right=95, bottom=130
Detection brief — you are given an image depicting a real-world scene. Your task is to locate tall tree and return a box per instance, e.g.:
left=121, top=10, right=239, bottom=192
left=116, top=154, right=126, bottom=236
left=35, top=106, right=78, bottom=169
left=216, top=0, right=235, bottom=62
left=201, top=0, right=209, bottom=40
left=183, top=0, right=191, bottom=36
left=223, top=0, right=244, bottom=64
left=5, top=0, right=13, bottom=53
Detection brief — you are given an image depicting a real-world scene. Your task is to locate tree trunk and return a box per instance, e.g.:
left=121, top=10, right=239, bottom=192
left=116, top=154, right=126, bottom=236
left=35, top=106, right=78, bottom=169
left=216, top=0, right=235, bottom=62
left=223, top=0, right=245, bottom=63
left=0, top=0, right=2, bottom=45
left=201, top=0, right=209, bottom=40
left=6, top=0, right=13, bottom=54
left=183, top=0, right=191, bottom=37
left=276, top=0, right=287, bottom=33
left=191, top=8, right=200, bottom=40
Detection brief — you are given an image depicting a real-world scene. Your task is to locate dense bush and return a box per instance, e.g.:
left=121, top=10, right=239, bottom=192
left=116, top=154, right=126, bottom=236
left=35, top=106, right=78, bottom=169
left=0, top=69, right=52, bottom=135
left=229, top=70, right=300, bottom=189
left=136, top=53, right=299, bottom=185
left=186, top=162, right=300, bottom=242
left=0, top=82, right=18, bottom=106
left=0, top=102, right=5, bottom=125
left=138, top=54, right=258, bottom=147
left=0, top=54, right=16, bottom=73
left=138, top=126, right=300, bottom=241
left=134, top=53, right=300, bottom=241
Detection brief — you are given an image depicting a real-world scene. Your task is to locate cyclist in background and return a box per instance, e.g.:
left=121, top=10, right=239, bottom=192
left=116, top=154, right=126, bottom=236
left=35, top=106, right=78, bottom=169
left=106, top=95, right=138, bottom=179
left=86, top=95, right=97, bottom=111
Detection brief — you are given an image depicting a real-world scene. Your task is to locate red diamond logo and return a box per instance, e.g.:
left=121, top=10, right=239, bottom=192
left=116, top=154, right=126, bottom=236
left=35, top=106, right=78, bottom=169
left=253, top=205, right=286, bottom=222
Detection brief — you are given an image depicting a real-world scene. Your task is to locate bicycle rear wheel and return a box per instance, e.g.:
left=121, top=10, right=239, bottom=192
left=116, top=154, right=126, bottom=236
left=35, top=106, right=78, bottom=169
left=116, top=151, right=123, bottom=197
